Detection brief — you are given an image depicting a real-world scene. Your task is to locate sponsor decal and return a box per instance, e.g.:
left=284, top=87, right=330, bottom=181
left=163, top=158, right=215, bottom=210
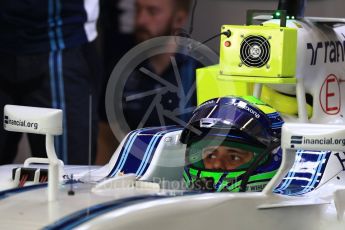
left=303, top=137, right=345, bottom=146
left=307, top=37, right=345, bottom=66
left=236, top=101, right=261, bottom=118
left=247, top=183, right=267, bottom=192
left=319, top=74, right=341, bottom=115
left=290, top=135, right=345, bottom=148
left=3, top=116, right=38, bottom=130
left=290, top=135, right=303, bottom=144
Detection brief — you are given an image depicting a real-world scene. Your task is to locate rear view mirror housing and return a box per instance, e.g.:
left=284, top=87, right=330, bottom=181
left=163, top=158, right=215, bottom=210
left=3, top=105, right=62, bottom=136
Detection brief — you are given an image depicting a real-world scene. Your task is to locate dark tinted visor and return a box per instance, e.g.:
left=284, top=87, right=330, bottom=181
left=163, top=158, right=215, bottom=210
left=181, top=100, right=274, bottom=146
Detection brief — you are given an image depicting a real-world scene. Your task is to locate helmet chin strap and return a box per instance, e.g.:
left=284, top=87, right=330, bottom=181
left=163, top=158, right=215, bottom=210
left=239, top=139, right=280, bottom=192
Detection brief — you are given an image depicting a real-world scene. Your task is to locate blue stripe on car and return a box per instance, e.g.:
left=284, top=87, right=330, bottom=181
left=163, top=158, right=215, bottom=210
left=109, top=127, right=161, bottom=177
left=42, top=195, right=172, bottom=230
left=136, top=128, right=182, bottom=177
left=136, top=129, right=175, bottom=176
left=293, top=152, right=329, bottom=195
left=274, top=151, right=331, bottom=195
left=0, top=184, right=47, bottom=200
left=275, top=150, right=304, bottom=192
left=135, top=130, right=166, bottom=176
left=298, top=152, right=324, bottom=193
left=107, top=127, right=178, bottom=177
left=106, top=129, right=143, bottom=177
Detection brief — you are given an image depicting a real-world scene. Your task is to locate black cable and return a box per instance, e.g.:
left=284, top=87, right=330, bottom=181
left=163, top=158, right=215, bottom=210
left=200, top=30, right=231, bottom=45
left=239, top=140, right=280, bottom=192
left=174, top=0, right=230, bottom=47
left=188, top=30, right=231, bottom=52
left=188, top=0, right=198, bottom=35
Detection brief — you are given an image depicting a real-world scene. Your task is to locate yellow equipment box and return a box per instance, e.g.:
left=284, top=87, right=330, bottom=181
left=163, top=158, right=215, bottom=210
left=196, top=65, right=253, bottom=105
left=219, top=25, right=297, bottom=78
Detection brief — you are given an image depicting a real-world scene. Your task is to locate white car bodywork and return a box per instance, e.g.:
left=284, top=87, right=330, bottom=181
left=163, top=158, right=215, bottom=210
left=0, top=123, right=344, bottom=230
left=0, top=17, right=345, bottom=229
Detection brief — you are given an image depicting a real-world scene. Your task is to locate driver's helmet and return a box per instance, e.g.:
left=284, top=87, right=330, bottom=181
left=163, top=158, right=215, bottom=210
left=180, top=96, right=284, bottom=192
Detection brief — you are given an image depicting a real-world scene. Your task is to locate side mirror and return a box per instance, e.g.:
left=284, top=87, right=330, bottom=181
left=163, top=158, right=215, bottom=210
left=3, top=105, right=63, bottom=202
left=263, top=123, right=345, bottom=195
left=3, top=105, right=62, bottom=135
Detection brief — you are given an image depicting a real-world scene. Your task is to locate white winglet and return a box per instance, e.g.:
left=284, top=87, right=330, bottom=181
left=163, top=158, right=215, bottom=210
left=263, top=123, right=345, bottom=195
left=4, top=105, right=62, bottom=135
left=3, top=105, right=63, bottom=202
left=281, top=123, right=345, bottom=152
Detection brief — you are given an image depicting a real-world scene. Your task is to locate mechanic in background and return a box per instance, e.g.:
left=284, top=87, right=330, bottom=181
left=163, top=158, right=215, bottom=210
left=124, top=0, right=197, bottom=128
left=0, top=1, right=102, bottom=165
left=96, top=0, right=197, bottom=164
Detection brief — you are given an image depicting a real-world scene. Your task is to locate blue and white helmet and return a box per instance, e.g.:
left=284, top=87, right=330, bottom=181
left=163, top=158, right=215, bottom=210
left=180, top=96, right=284, bottom=192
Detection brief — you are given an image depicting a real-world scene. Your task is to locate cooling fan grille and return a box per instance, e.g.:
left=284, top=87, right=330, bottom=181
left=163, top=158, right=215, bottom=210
left=240, top=35, right=271, bottom=68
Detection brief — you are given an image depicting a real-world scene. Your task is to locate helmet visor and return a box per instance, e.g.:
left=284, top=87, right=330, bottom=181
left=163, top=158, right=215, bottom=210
left=181, top=99, right=276, bottom=146
left=187, top=138, right=267, bottom=172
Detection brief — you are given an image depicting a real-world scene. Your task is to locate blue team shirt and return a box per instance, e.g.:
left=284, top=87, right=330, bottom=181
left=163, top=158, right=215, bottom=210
left=123, top=53, right=201, bottom=130
left=0, top=0, right=99, bottom=54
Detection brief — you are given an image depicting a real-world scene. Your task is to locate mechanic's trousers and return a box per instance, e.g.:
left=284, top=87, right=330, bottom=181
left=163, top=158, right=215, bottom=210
left=0, top=41, right=101, bottom=165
